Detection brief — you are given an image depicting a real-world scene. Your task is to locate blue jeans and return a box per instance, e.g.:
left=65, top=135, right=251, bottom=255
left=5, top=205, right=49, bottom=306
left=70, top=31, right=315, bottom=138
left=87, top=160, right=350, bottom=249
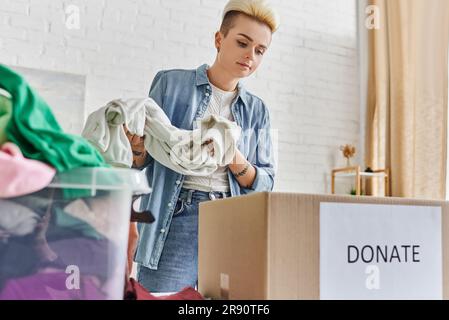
left=137, top=188, right=231, bottom=293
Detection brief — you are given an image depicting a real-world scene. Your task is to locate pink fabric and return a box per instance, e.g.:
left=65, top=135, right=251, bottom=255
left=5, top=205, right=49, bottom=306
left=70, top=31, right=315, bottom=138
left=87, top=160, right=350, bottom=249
left=0, top=142, right=56, bottom=198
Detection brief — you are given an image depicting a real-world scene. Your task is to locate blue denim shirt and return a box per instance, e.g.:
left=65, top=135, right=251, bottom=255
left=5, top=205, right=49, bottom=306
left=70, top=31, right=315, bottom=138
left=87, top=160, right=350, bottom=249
left=135, top=64, right=275, bottom=270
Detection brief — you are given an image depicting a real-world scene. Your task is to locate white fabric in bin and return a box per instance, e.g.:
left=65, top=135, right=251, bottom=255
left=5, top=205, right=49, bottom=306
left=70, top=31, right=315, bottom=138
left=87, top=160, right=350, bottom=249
left=82, top=98, right=241, bottom=175
left=0, top=199, right=39, bottom=237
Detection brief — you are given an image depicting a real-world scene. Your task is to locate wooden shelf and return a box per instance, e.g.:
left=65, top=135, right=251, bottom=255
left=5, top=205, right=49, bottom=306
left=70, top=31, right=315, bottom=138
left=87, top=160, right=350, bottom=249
left=331, top=166, right=390, bottom=196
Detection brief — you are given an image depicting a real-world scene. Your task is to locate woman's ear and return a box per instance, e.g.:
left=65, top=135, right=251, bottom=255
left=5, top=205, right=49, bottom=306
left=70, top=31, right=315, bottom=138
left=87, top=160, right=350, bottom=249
left=215, top=31, right=223, bottom=52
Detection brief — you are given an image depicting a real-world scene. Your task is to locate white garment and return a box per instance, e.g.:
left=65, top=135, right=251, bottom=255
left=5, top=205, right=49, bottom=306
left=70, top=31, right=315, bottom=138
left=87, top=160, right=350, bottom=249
left=183, top=83, right=237, bottom=192
left=82, top=99, right=146, bottom=168
left=0, top=199, right=39, bottom=236
left=82, top=98, right=241, bottom=176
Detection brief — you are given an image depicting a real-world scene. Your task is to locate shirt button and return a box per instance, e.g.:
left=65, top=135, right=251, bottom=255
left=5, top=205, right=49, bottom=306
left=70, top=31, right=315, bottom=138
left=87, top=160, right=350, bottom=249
left=160, top=229, right=166, bottom=233
left=168, top=203, right=172, bottom=208
left=176, top=180, right=181, bottom=185
left=205, top=92, right=210, bottom=97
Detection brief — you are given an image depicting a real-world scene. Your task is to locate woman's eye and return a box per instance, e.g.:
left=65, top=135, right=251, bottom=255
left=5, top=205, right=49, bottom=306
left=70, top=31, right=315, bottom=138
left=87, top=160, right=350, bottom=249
left=237, top=41, right=247, bottom=48
left=257, top=50, right=265, bottom=55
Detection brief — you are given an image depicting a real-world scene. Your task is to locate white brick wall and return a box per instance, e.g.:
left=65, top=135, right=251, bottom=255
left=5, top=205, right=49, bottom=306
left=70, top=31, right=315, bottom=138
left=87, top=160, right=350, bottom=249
left=0, top=0, right=360, bottom=194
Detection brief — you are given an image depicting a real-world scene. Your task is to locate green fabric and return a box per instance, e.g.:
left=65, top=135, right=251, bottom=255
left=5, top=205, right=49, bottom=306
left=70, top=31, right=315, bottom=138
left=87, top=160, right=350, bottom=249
left=0, top=64, right=108, bottom=172
left=0, top=95, right=12, bottom=145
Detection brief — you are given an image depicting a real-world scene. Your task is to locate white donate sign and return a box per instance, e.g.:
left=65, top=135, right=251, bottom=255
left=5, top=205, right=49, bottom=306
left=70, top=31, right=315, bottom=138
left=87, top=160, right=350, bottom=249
left=320, top=203, right=442, bottom=300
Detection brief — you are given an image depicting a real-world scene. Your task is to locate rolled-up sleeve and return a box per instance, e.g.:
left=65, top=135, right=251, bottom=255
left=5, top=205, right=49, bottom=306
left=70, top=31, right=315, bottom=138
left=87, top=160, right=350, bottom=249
left=239, top=104, right=276, bottom=194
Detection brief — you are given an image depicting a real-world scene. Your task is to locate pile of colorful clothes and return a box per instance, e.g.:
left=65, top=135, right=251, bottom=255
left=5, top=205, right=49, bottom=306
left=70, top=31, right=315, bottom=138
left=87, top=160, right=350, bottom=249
left=0, top=64, right=113, bottom=300
left=0, top=65, right=204, bottom=300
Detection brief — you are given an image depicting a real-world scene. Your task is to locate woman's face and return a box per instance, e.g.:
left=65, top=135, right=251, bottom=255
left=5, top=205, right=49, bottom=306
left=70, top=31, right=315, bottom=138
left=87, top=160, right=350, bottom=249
left=216, top=14, right=272, bottom=78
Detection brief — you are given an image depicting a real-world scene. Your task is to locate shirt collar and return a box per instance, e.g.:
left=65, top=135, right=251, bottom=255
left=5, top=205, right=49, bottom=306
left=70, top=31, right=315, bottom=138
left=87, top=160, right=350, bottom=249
left=195, top=64, right=248, bottom=107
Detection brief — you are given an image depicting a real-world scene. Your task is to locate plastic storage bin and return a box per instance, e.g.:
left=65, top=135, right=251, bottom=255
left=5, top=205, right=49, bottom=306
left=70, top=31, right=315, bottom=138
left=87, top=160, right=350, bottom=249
left=0, top=167, right=151, bottom=300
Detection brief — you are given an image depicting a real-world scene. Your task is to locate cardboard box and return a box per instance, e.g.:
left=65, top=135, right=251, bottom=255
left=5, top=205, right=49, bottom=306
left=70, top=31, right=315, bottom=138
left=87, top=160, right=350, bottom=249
left=198, top=192, right=449, bottom=300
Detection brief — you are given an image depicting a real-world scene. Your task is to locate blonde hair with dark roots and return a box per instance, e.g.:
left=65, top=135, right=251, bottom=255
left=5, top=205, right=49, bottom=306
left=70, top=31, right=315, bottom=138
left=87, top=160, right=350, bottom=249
left=220, top=0, right=280, bottom=36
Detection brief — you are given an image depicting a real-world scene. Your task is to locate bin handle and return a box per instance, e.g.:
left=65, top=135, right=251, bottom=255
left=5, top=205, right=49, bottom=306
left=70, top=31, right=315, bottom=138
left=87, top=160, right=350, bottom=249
left=130, top=195, right=154, bottom=224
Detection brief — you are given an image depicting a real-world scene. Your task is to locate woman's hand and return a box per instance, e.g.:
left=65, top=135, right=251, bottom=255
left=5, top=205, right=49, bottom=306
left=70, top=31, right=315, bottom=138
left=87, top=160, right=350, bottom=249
left=123, top=125, right=148, bottom=168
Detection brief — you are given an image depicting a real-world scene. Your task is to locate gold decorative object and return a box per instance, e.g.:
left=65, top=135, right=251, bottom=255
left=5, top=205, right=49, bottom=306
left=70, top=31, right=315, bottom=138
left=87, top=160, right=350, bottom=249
left=340, top=144, right=356, bottom=167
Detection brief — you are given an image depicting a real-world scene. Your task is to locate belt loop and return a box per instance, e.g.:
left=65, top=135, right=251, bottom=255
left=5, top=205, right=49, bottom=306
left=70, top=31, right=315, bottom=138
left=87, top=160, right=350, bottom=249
left=187, top=189, right=194, bottom=205
left=222, top=192, right=227, bottom=199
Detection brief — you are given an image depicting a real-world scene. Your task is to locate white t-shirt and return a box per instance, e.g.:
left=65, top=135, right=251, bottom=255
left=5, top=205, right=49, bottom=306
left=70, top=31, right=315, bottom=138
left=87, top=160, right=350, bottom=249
left=182, top=83, right=237, bottom=192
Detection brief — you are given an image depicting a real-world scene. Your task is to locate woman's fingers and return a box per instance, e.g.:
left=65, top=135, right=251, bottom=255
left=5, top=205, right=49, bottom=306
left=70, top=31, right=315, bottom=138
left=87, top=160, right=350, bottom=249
left=123, top=124, right=131, bottom=136
left=130, top=135, right=139, bottom=145
left=123, top=124, right=145, bottom=146
left=124, top=125, right=137, bottom=144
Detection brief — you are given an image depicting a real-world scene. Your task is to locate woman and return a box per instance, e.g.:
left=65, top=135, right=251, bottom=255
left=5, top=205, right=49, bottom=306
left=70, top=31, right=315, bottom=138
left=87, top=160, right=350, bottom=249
left=128, top=0, right=279, bottom=292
